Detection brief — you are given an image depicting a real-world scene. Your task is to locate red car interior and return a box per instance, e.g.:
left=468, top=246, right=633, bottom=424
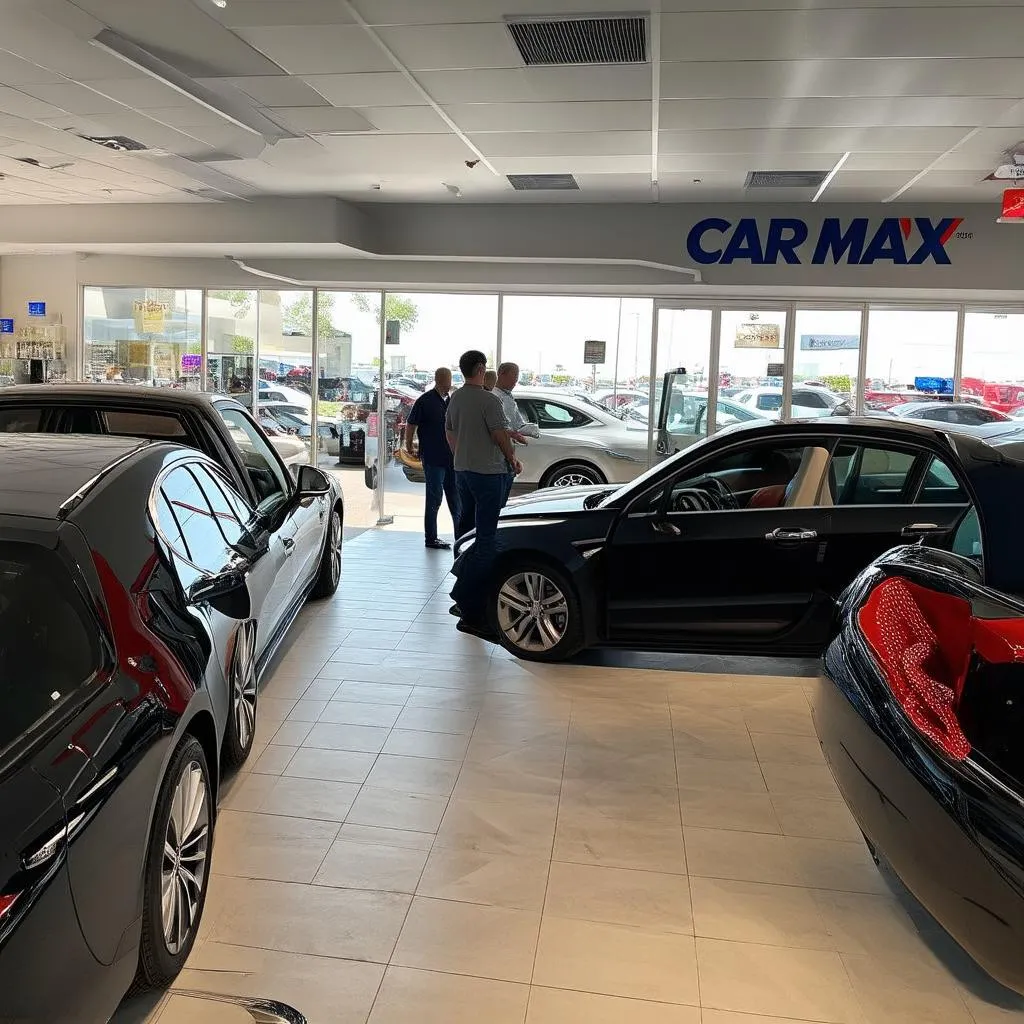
left=859, top=577, right=1024, bottom=764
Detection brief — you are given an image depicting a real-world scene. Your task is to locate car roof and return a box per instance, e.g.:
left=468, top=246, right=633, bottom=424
left=0, top=433, right=153, bottom=520
left=0, top=383, right=236, bottom=410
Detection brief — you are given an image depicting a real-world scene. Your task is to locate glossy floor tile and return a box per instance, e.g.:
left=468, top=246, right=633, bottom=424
left=113, top=529, right=1024, bottom=1024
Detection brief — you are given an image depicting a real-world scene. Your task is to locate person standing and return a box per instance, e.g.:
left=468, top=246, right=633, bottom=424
left=493, top=361, right=538, bottom=505
left=445, top=350, right=520, bottom=627
left=483, top=369, right=497, bottom=391
left=405, top=367, right=460, bottom=550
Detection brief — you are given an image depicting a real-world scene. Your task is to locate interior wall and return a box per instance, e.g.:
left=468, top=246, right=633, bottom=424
left=0, top=254, right=80, bottom=356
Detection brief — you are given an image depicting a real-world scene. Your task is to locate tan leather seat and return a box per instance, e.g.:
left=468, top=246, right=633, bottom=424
left=784, top=447, right=832, bottom=507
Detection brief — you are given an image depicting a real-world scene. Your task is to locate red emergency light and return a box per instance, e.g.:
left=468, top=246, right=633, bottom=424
left=1000, top=188, right=1024, bottom=221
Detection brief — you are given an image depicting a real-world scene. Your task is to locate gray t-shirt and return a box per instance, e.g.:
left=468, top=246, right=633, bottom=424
left=444, top=385, right=509, bottom=474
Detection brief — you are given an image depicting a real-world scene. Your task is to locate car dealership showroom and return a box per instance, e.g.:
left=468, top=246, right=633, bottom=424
left=4, top=0, right=1024, bottom=1022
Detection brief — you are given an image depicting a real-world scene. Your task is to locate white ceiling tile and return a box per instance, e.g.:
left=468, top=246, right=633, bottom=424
left=470, top=131, right=650, bottom=158
left=218, top=1, right=355, bottom=27
left=496, top=154, right=652, bottom=175
left=417, top=66, right=652, bottom=104
left=84, top=78, right=196, bottom=109
left=142, top=106, right=249, bottom=130
left=222, top=76, right=330, bottom=108
left=843, top=152, right=943, bottom=172
left=658, top=152, right=844, bottom=174
left=259, top=132, right=472, bottom=173
left=660, top=96, right=1013, bottom=132
left=356, top=0, right=649, bottom=23
left=0, top=54, right=66, bottom=88
left=955, top=127, right=1024, bottom=154
left=933, top=150, right=1014, bottom=172
left=301, top=73, right=423, bottom=107
left=18, top=82, right=129, bottom=116
left=374, top=24, right=522, bottom=71
left=658, top=126, right=971, bottom=155
left=447, top=101, right=650, bottom=134
left=660, top=58, right=1024, bottom=100
left=268, top=107, right=375, bottom=133
left=0, top=87, right=64, bottom=120
left=234, top=26, right=394, bottom=74
left=661, top=8, right=1024, bottom=61
left=358, top=106, right=450, bottom=133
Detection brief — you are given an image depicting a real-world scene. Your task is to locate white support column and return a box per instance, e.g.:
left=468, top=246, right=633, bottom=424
left=707, top=306, right=722, bottom=434
left=495, top=292, right=504, bottom=367
left=855, top=303, right=870, bottom=416
left=781, top=303, right=796, bottom=421
left=376, top=290, right=392, bottom=526
left=310, top=287, right=319, bottom=467
left=200, top=288, right=209, bottom=393
left=952, top=304, right=966, bottom=401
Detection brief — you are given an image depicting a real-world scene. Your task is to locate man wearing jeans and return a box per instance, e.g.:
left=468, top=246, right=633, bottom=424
left=405, top=366, right=459, bottom=549
left=493, top=361, right=539, bottom=505
left=445, top=350, right=521, bottom=628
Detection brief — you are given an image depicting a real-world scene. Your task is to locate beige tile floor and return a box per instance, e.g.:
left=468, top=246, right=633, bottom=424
left=116, top=529, right=1024, bottom=1024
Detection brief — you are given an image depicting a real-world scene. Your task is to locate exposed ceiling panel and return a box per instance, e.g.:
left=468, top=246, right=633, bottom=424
left=234, top=26, right=394, bottom=74
left=220, top=76, right=330, bottom=108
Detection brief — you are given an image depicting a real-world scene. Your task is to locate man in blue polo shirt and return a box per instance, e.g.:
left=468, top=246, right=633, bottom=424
left=405, top=367, right=460, bottom=549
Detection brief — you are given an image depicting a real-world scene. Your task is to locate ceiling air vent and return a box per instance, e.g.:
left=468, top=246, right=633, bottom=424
left=505, top=14, right=647, bottom=66
left=745, top=170, right=829, bottom=189
left=75, top=134, right=149, bottom=152
left=507, top=173, right=580, bottom=191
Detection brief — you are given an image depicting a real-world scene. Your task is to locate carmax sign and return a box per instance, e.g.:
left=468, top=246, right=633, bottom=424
left=686, top=217, right=964, bottom=266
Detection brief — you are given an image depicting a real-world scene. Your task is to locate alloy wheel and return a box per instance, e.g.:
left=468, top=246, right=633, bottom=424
left=161, top=760, right=209, bottom=956
left=329, top=509, right=342, bottom=586
left=552, top=470, right=596, bottom=488
left=497, top=572, right=570, bottom=653
left=232, top=621, right=257, bottom=750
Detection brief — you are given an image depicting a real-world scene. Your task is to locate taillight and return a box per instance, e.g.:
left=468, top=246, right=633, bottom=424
left=0, top=893, right=19, bottom=919
left=858, top=577, right=972, bottom=760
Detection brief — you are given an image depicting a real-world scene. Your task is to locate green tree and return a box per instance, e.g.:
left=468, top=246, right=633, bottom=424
left=209, top=290, right=253, bottom=318
left=230, top=334, right=254, bottom=355
left=351, top=293, right=419, bottom=333
left=281, top=292, right=346, bottom=340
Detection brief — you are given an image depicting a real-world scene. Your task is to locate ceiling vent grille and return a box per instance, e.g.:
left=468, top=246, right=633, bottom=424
left=505, top=14, right=647, bottom=66
left=507, top=173, right=580, bottom=191
left=745, top=170, right=829, bottom=189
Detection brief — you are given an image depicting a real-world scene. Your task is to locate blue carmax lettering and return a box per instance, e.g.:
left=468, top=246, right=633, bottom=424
left=686, top=216, right=963, bottom=266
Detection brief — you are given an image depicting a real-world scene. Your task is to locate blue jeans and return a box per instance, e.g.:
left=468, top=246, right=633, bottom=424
left=423, top=462, right=459, bottom=543
left=452, top=470, right=506, bottom=621
left=501, top=470, right=516, bottom=507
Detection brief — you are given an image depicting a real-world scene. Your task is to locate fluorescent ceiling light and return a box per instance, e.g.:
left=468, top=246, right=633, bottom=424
left=88, top=29, right=290, bottom=143
left=812, top=151, right=850, bottom=202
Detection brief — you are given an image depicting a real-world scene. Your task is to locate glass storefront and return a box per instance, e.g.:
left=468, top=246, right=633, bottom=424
left=71, top=287, right=1024, bottom=527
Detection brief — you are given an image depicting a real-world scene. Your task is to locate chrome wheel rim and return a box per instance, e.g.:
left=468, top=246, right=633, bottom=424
left=552, top=471, right=595, bottom=488
left=497, top=572, right=569, bottom=653
left=161, top=761, right=209, bottom=955
left=329, top=510, right=342, bottom=585
left=232, top=620, right=257, bottom=750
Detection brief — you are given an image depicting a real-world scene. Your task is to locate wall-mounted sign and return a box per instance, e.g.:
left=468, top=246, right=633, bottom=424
left=735, top=323, right=780, bottom=349
left=583, top=339, right=607, bottom=365
left=132, top=299, right=169, bottom=335
left=384, top=319, right=400, bottom=345
left=180, top=354, right=202, bottom=372
left=27, top=301, right=45, bottom=317
left=766, top=363, right=785, bottom=377
left=1001, top=189, right=1024, bottom=220
left=0, top=319, right=13, bottom=334
left=128, top=342, right=150, bottom=366
left=800, top=334, right=860, bottom=351
left=686, top=216, right=965, bottom=266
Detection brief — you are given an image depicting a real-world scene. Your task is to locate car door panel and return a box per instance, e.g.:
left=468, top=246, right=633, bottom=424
left=605, top=506, right=834, bottom=652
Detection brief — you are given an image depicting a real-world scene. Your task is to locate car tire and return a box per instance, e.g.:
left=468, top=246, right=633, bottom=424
left=490, top=560, right=585, bottom=663
left=311, top=503, right=343, bottom=600
left=221, top=619, right=258, bottom=771
left=134, top=735, right=213, bottom=992
left=364, top=464, right=377, bottom=490
left=540, top=461, right=605, bottom=489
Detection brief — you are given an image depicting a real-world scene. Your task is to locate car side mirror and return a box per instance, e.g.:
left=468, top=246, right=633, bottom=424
left=187, top=569, right=250, bottom=619
left=295, top=464, right=331, bottom=498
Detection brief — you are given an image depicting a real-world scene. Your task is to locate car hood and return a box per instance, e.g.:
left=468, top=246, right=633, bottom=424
left=502, top=483, right=614, bottom=517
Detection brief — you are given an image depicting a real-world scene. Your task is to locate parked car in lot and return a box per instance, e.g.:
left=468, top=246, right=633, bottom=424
left=889, top=401, right=1011, bottom=426
left=0, top=432, right=340, bottom=1021
left=813, top=475, right=1024, bottom=995
left=453, top=417, right=988, bottom=662
left=733, top=384, right=852, bottom=419
left=0, top=386, right=343, bottom=563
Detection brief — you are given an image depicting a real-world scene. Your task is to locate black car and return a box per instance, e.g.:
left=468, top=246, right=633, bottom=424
left=813, top=485, right=1024, bottom=994
left=453, top=417, right=994, bottom=662
left=0, top=433, right=335, bottom=1021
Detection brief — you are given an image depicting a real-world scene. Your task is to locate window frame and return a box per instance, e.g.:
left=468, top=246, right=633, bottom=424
left=214, top=402, right=294, bottom=513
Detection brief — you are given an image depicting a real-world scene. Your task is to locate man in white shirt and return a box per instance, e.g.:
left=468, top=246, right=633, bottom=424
left=493, top=362, right=539, bottom=505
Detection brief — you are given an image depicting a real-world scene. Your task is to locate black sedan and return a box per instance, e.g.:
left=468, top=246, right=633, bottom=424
left=0, top=434, right=334, bottom=1021
left=813, top=480, right=1024, bottom=994
left=453, top=418, right=996, bottom=662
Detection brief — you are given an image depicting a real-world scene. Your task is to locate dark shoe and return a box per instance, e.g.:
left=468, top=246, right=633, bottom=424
left=425, top=538, right=451, bottom=550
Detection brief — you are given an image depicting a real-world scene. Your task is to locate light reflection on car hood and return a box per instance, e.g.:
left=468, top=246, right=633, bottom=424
left=502, top=483, right=609, bottom=517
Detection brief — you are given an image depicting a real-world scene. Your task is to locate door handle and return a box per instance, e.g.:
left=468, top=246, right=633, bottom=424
left=651, top=520, right=682, bottom=536
left=765, top=527, right=817, bottom=542
left=901, top=523, right=942, bottom=537
left=282, top=537, right=295, bottom=555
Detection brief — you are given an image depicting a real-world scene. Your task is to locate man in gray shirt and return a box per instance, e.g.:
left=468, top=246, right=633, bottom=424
left=493, top=361, right=539, bottom=505
left=445, top=349, right=521, bottom=627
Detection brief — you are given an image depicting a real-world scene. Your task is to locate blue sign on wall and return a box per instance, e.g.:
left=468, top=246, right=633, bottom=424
left=0, top=319, right=13, bottom=334
left=799, top=334, right=860, bottom=351
left=27, top=301, right=45, bottom=317
left=914, top=376, right=954, bottom=396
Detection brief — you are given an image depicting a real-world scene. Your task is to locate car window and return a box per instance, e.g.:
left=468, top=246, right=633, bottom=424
left=526, top=400, right=592, bottom=429
left=793, top=390, right=829, bottom=410
left=639, top=442, right=816, bottom=514
left=158, top=466, right=235, bottom=586
left=101, top=410, right=188, bottom=439
left=919, top=455, right=969, bottom=503
left=0, top=541, right=101, bottom=757
left=828, top=444, right=918, bottom=505
left=0, top=407, right=43, bottom=431
left=755, top=393, right=783, bottom=412
left=952, top=507, right=983, bottom=559
left=216, top=405, right=290, bottom=510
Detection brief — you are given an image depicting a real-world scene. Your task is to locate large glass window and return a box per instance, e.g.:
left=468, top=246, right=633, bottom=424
left=207, top=290, right=258, bottom=400
left=83, top=287, right=201, bottom=388
left=792, top=309, right=862, bottom=417
left=718, top=309, right=789, bottom=423
left=864, top=309, right=958, bottom=412
left=961, top=311, right=1024, bottom=416
left=652, top=307, right=714, bottom=451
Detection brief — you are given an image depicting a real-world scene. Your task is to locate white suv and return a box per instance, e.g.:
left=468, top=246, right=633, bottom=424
left=733, top=384, right=851, bottom=419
